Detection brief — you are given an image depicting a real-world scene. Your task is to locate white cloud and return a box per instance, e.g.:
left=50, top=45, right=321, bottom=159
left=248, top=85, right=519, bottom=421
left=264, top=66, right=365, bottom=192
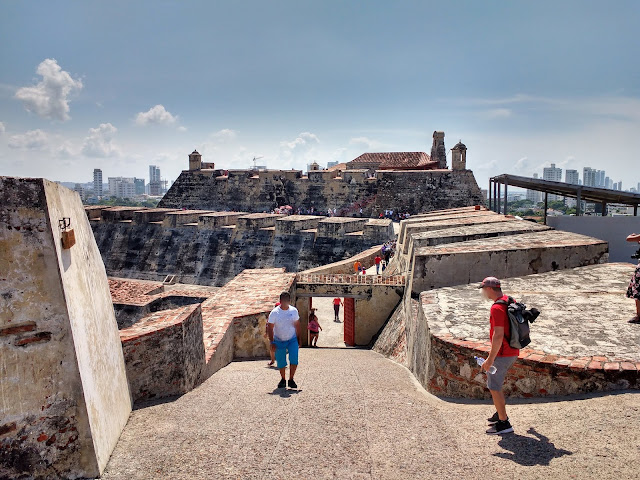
left=8, top=129, right=50, bottom=149
left=135, top=104, right=178, bottom=126
left=81, top=123, right=120, bottom=157
left=279, top=132, right=320, bottom=162
left=211, top=128, right=237, bottom=142
left=177, top=126, right=187, bottom=132
left=0, top=122, right=5, bottom=134
left=348, top=136, right=386, bottom=151
left=14, top=59, right=83, bottom=121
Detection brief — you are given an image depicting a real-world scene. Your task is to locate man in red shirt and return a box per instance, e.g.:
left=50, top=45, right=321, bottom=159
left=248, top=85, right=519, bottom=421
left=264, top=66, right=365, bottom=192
left=333, top=297, right=343, bottom=322
left=374, top=255, right=382, bottom=274
left=478, top=276, right=517, bottom=435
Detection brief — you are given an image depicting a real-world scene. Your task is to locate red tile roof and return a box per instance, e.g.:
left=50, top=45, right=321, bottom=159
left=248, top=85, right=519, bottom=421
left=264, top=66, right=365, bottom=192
left=348, top=152, right=437, bottom=170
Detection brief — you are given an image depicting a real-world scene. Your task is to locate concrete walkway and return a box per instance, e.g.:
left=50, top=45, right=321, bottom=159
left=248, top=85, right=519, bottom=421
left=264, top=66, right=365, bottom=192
left=103, top=348, right=640, bottom=479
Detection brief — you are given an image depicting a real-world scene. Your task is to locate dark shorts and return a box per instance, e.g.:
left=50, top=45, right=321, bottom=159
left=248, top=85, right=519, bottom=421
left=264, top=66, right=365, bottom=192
left=309, top=330, right=319, bottom=335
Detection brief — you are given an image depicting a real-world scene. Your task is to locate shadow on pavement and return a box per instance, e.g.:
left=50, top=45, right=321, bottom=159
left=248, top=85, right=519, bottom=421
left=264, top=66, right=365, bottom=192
left=268, top=388, right=302, bottom=398
left=494, top=427, right=572, bottom=466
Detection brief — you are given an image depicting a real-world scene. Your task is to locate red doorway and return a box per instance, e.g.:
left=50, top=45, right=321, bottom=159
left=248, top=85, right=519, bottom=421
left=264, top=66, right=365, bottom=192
left=343, top=297, right=355, bottom=346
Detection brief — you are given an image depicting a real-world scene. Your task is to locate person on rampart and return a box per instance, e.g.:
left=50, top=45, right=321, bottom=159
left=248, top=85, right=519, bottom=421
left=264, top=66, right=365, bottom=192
left=626, top=233, right=640, bottom=323
left=308, top=309, right=322, bottom=347
left=353, top=260, right=362, bottom=275
left=479, top=276, right=517, bottom=435
left=267, top=292, right=301, bottom=390
left=374, top=254, right=382, bottom=274
left=333, top=297, right=343, bottom=322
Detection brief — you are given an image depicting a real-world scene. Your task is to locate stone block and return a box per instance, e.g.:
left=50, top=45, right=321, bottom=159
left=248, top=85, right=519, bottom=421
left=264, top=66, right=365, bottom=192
left=132, top=207, right=181, bottom=224
left=275, top=215, right=323, bottom=235
left=317, top=217, right=368, bottom=238
left=162, top=209, right=215, bottom=227
left=236, top=213, right=283, bottom=230
left=198, top=211, right=248, bottom=229
left=101, top=206, right=143, bottom=223
left=0, top=177, right=131, bottom=479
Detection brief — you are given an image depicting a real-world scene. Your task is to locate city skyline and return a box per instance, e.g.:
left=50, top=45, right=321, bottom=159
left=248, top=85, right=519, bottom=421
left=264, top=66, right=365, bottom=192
left=1, top=1, right=639, bottom=188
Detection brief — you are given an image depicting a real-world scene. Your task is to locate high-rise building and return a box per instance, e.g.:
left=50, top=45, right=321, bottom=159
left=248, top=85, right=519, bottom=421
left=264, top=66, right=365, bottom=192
left=149, top=165, right=163, bottom=196
left=108, top=177, right=137, bottom=198
left=93, top=168, right=103, bottom=197
left=134, top=178, right=145, bottom=195
left=583, top=167, right=596, bottom=187
left=565, top=169, right=579, bottom=185
left=526, top=173, right=542, bottom=203
left=543, top=163, right=562, bottom=200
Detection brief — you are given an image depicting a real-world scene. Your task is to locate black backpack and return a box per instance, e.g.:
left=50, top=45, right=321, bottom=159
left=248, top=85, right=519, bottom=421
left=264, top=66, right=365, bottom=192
left=494, top=297, right=540, bottom=349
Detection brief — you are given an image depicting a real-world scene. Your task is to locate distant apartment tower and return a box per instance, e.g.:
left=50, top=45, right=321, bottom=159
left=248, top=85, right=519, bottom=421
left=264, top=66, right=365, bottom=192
left=543, top=163, right=562, bottom=200
left=93, top=168, right=103, bottom=197
left=149, top=165, right=163, bottom=196
left=108, top=177, right=137, bottom=198
left=565, top=169, right=579, bottom=185
left=134, top=178, right=145, bottom=195
left=583, top=167, right=596, bottom=187
left=526, top=173, right=543, bottom=203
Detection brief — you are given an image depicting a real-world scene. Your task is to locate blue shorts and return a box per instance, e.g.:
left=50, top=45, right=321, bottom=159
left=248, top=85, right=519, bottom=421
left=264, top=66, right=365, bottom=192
left=274, top=336, right=299, bottom=369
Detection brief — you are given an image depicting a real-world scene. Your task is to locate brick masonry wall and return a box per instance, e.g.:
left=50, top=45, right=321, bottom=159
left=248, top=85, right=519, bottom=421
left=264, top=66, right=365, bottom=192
left=120, top=304, right=205, bottom=403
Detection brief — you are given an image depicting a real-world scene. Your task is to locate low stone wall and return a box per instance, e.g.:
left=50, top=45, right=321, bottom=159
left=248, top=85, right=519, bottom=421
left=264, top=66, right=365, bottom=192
left=120, top=304, right=205, bottom=403
left=410, top=230, right=608, bottom=294
left=233, top=312, right=271, bottom=359
left=301, top=245, right=383, bottom=275
left=399, top=264, right=640, bottom=399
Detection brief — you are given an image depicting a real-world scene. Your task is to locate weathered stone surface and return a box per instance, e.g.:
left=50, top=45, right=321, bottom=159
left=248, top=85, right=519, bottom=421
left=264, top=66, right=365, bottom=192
left=0, top=177, right=131, bottom=479
left=91, top=218, right=394, bottom=286
left=410, top=230, right=609, bottom=294
left=406, top=264, right=640, bottom=398
left=157, top=168, right=484, bottom=216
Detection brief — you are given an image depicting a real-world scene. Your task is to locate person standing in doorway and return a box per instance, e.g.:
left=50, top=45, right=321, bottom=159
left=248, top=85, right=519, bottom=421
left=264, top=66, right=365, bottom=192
left=308, top=309, right=322, bottom=347
left=478, top=277, right=518, bottom=435
left=626, top=233, right=640, bottom=323
left=374, top=254, right=382, bottom=274
left=333, top=297, right=343, bottom=322
left=267, top=292, right=301, bottom=390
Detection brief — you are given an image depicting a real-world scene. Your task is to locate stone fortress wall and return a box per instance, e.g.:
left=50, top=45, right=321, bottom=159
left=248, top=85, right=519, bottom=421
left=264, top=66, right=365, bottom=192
left=157, top=167, right=484, bottom=217
left=88, top=207, right=396, bottom=286
left=157, top=131, right=484, bottom=216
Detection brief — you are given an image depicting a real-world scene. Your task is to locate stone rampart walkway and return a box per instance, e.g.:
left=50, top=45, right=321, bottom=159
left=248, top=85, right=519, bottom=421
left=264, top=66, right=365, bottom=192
left=103, top=348, right=640, bottom=479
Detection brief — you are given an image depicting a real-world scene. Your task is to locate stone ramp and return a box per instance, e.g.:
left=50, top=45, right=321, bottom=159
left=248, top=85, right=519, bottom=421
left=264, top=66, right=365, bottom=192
left=102, top=349, right=640, bottom=479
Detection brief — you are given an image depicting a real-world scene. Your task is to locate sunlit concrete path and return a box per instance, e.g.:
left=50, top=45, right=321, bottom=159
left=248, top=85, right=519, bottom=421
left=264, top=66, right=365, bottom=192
left=103, top=348, right=640, bottom=480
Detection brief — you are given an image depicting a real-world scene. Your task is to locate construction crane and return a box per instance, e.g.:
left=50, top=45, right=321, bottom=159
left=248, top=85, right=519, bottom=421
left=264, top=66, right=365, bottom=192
left=252, top=155, right=264, bottom=170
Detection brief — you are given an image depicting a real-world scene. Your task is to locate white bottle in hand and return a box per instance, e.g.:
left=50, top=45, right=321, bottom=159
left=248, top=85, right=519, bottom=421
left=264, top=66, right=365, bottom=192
left=475, top=356, right=497, bottom=374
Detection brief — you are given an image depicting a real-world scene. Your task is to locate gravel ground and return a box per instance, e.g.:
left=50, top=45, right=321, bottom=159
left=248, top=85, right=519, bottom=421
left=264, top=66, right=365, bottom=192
left=102, top=348, right=640, bottom=480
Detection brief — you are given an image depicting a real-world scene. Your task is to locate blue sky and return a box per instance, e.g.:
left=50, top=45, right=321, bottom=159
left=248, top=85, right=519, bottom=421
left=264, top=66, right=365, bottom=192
left=1, top=0, right=639, bottom=191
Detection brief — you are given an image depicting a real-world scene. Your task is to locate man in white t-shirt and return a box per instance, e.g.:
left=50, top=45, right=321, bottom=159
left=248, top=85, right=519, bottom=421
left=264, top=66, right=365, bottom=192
left=267, top=291, right=301, bottom=389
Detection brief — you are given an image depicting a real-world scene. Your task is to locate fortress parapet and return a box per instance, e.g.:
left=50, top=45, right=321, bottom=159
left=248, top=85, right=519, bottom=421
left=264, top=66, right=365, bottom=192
left=275, top=215, right=323, bottom=235
left=363, top=218, right=394, bottom=243
left=317, top=217, right=368, bottom=238
left=236, top=213, right=284, bottom=230
left=133, top=208, right=180, bottom=224
left=198, top=212, right=248, bottom=230
left=163, top=209, right=215, bottom=227
left=102, top=206, right=142, bottom=223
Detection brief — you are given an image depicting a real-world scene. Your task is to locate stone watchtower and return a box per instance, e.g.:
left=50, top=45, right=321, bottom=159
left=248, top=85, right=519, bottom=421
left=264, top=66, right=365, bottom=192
left=431, top=131, right=447, bottom=169
left=189, top=150, right=202, bottom=171
left=451, top=141, right=467, bottom=170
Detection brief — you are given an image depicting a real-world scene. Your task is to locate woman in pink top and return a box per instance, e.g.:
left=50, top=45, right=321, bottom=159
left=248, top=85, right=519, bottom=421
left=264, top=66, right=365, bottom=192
left=308, top=309, right=322, bottom=347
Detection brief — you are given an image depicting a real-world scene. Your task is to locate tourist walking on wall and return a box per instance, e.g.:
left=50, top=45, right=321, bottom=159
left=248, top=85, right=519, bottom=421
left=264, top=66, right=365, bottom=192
left=374, top=254, right=382, bottom=274
left=267, top=292, right=301, bottom=389
left=353, top=260, right=362, bottom=275
left=478, top=277, right=518, bottom=435
left=333, top=297, right=343, bottom=322
left=308, top=309, right=322, bottom=347
left=626, top=233, right=640, bottom=323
